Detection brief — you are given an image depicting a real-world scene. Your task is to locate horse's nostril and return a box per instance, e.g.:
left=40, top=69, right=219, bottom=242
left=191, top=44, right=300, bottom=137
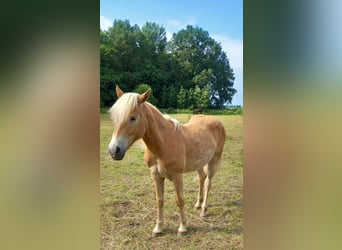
left=115, top=146, right=121, bottom=154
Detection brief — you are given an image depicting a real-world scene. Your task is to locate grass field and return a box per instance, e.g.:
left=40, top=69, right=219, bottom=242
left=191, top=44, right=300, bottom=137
left=100, top=113, right=243, bottom=249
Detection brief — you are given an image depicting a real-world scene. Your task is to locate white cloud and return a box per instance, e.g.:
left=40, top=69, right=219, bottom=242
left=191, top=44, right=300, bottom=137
left=212, top=35, right=243, bottom=72
left=212, top=35, right=243, bottom=106
left=168, top=19, right=182, bottom=28
left=166, top=16, right=197, bottom=30
left=100, top=15, right=113, bottom=31
left=165, top=31, right=173, bottom=41
left=164, top=17, right=197, bottom=41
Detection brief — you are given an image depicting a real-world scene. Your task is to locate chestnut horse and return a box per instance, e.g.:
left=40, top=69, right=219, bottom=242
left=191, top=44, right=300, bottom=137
left=108, top=85, right=226, bottom=236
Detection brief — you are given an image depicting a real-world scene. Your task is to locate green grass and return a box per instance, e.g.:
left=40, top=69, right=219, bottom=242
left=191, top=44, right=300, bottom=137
left=100, top=113, right=243, bottom=249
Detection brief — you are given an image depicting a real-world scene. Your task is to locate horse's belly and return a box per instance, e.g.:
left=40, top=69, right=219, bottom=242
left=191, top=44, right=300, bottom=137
left=183, top=147, right=215, bottom=173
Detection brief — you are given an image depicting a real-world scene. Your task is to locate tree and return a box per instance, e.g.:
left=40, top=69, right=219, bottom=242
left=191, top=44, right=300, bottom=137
left=168, top=85, right=178, bottom=108
left=169, top=25, right=236, bottom=107
left=137, top=22, right=170, bottom=98
left=159, top=85, right=169, bottom=108
left=100, top=20, right=141, bottom=107
left=140, top=22, right=167, bottom=55
left=193, top=85, right=202, bottom=108
left=199, top=85, right=211, bottom=109
left=192, top=69, right=215, bottom=88
left=187, top=88, right=195, bottom=109
left=177, top=86, right=188, bottom=109
left=100, top=30, right=117, bottom=107
left=100, top=21, right=236, bottom=109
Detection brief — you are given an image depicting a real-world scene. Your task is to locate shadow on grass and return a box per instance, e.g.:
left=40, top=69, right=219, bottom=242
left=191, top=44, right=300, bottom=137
left=185, top=224, right=243, bottom=236
left=144, top=220, right=243, bottom=240
left=203, top=198, right=243, bottom=215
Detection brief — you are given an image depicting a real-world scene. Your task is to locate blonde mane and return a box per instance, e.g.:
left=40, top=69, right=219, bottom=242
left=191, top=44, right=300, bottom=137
left=109, top=93, right=139, bottom=126
left=163, top=114, right=180, bottom=130
left=145, top=102, right=180, bottom=130
left=109, top=94, right=181, bottom=130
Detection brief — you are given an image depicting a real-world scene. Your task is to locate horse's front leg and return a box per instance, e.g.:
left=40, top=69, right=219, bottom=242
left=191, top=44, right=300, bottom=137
left=172, top=174, right=187, bottom=236
left=150, top=166, right=165, bottom=237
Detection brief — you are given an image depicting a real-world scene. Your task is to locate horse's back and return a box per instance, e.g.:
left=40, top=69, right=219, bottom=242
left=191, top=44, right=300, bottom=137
left=186, top=115, right=226, bottom=141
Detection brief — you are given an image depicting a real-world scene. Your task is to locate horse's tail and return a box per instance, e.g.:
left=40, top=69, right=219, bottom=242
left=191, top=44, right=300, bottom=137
left=205, top=121, right=226, bottom=176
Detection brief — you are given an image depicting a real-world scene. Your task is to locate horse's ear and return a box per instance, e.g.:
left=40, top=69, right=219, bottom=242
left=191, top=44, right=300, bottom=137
left=116, top=85, right=124, bottom=98
left=138, top=89, right=151, bottom=103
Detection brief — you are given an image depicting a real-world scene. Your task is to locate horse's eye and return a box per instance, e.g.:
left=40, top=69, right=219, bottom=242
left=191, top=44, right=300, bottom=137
left=130, top=116, right=137, bottom=122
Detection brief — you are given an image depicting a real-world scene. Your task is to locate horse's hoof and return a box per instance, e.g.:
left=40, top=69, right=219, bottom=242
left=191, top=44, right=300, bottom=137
left=177, top=230, right=187, bottom=237
left=152, top=231, right=163, bottom=238
left=195, top=202, right=202, bottom=209
left=200, top=208, right=208, bottom=217
left=200, top=212, right=207, bottom=218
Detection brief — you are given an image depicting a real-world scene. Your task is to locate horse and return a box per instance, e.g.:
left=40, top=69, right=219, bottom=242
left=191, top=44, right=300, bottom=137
left=193, top=108, right=203, bottom=114
left=108, top=85, right=226, bottom=237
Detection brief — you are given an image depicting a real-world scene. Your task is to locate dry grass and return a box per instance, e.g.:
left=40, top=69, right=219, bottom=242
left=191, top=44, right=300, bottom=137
left=100, top=113, right=243, bottom=249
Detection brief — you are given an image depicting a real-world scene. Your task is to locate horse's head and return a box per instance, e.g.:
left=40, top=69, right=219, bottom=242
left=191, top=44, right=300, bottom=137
left=108, top=85, right=151, bottom=160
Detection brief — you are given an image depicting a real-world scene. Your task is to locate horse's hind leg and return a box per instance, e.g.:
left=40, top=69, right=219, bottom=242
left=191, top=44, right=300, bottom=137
left=195, top=168, right=206, bottom=209
left=201, top=156, right=221, bottom=217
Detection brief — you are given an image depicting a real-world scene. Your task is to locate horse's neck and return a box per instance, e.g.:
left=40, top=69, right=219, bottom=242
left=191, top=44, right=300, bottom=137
left=142, top=103, right=174, bottom=156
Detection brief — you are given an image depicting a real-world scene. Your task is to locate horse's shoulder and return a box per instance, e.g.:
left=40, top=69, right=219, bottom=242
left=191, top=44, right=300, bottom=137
left=144, top=149, right=157, bottom=167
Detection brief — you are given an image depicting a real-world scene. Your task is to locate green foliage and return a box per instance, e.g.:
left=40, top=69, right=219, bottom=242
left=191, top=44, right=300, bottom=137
left=193, top=85, right=201, bottom=108
left=100, top=20, right=237, bottom=108
left=159, top=85, right=169, bottom=108
left=199, top=85, right=211, bottom=109
left=169, top=26, right=236, bottom=108
left=134, top=83, right=149, bottom=93
left=157, top=108, right=243, bottom=115
left=177, top=86, right=187, bottom=109
left=168, top=85, right=178, bottom=108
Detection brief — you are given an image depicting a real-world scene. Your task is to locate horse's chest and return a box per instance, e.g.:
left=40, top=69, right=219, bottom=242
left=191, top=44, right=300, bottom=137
left=156, top=154, right=185, bottom=175
left=154, top=163, right=174, bottom=180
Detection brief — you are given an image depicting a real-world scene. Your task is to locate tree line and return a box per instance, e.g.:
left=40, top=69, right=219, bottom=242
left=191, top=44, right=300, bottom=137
left=100, top=19, right=236, bottom=109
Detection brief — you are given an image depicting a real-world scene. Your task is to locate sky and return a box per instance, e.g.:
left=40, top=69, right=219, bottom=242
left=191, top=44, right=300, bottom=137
left=100, top=0, right=243, bottom=106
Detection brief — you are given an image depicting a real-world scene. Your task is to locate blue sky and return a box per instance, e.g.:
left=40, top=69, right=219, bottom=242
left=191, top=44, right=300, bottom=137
left=100, top=0, right=243, bottom=106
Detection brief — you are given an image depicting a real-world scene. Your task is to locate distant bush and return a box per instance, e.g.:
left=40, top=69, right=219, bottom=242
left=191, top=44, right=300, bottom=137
left=204, top=108, right=243, bottom=115
left=100, top=107, right=109, bottom=114
left=164, top=108, right=176, bottom=114
left=102, top=104, right=242, bottom=115
left=160, top=108, right=243, bottom=115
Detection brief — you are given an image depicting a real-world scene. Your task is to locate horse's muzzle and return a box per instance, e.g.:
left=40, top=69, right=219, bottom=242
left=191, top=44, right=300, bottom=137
left=109, top=146, right=126, bottom=160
